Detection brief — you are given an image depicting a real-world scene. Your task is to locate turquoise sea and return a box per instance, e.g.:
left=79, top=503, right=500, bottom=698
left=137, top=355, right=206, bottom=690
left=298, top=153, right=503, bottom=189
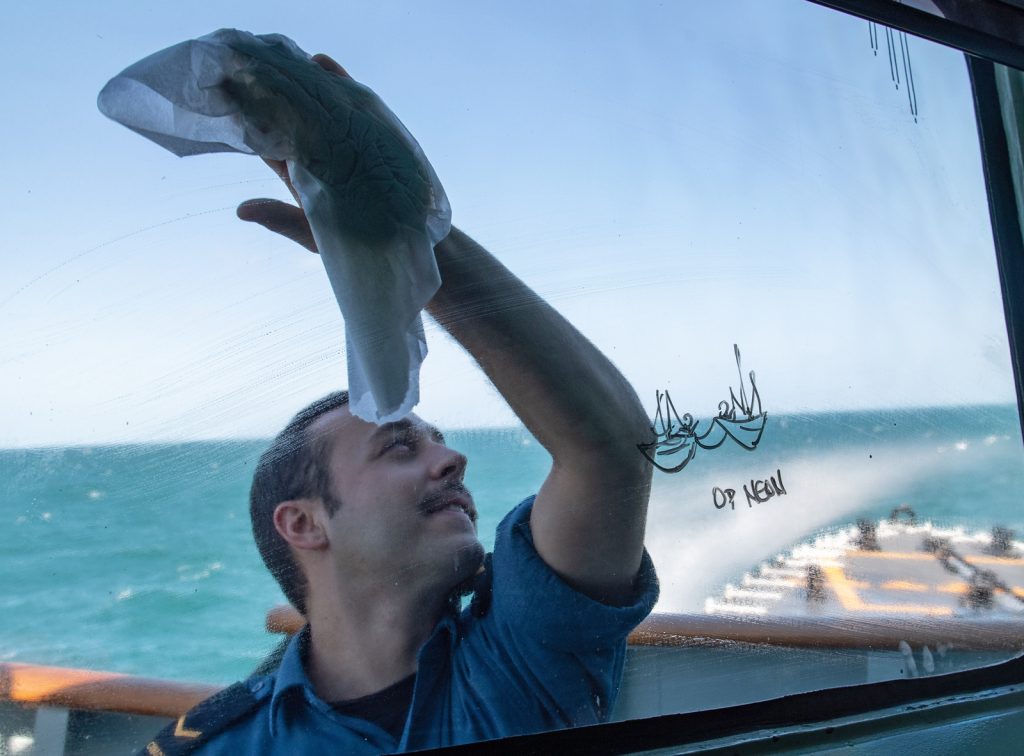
left=3, top=406, right=1023, bottom=684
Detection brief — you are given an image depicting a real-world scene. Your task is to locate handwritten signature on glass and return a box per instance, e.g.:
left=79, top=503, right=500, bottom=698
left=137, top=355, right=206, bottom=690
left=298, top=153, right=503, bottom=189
left=638, top=345, right=767, bottom=474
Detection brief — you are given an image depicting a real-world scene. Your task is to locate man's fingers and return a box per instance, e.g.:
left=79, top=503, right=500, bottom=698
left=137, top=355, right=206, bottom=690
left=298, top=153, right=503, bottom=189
left=259, top=158, right=302, bottom=205
left=312, top=53, right=350, bottom=78
left=261, top=157, right=287, bottom=176
left=237, top=199, right=319, bottom=254
left=239, top=54, right=348, bottom=254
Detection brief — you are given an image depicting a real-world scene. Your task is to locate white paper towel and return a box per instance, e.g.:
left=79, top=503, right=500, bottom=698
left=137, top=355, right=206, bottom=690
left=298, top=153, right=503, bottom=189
left=97, top=29, right=450, bottom=423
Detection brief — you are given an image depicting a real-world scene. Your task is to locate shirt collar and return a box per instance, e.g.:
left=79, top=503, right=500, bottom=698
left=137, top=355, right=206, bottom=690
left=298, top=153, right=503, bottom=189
left=268, top=624, right=316, bottom=736
left=266, top=608, right=465, bottom=738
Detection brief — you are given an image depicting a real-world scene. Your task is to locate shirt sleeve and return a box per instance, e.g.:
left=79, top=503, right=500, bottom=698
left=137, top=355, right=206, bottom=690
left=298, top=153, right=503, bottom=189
left=488, top=495, right=659, bottom=652
left=440, top=496, right=660, bottom=737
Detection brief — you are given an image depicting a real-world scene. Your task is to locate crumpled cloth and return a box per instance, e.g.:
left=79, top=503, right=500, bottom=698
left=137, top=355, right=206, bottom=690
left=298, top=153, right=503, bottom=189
left=97, top=29, right=450, bottom=423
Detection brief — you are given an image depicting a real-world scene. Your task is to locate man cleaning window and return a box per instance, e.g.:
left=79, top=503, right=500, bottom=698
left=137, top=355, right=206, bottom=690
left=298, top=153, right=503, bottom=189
left=99, top=32, right=658, bottom=753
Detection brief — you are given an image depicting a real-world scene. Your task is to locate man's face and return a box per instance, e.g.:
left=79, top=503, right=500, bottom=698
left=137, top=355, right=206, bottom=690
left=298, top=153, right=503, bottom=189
left=309, top=405, right=483, bottom=595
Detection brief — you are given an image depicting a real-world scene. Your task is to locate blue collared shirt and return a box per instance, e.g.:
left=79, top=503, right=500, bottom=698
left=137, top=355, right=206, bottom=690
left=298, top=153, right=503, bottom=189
left=197, top=496, right=659, bottom=753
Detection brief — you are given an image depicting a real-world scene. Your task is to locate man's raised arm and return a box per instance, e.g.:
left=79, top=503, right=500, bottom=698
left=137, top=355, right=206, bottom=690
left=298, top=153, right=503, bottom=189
left=427, top=228, right=653, bottom=605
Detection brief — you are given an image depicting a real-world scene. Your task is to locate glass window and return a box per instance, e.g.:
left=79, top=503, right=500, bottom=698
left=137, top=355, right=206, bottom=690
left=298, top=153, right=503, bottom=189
left=2, top=0, right=1022, bottom=750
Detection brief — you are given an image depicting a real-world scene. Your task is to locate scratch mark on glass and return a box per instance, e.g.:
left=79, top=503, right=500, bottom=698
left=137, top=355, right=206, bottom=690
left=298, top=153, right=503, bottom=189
left=638, top=344, right=767, bottom=473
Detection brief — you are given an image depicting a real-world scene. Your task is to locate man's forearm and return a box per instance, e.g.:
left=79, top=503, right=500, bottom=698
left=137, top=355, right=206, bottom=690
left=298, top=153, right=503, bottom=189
left=427, top=227, right=652, bottom=476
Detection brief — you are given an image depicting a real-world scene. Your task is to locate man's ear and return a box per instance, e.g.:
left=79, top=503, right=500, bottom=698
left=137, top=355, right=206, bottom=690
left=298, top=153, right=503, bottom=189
left=273, top=499, right=328, bottom=551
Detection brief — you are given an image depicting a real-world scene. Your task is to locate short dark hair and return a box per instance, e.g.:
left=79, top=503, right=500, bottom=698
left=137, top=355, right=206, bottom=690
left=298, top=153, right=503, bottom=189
left=250, top=391, right=349, bottom=615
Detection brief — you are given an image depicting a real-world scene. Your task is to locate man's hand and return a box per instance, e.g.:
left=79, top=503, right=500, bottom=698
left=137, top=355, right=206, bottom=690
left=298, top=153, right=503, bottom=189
left=235, top=53, right=351, bottom=254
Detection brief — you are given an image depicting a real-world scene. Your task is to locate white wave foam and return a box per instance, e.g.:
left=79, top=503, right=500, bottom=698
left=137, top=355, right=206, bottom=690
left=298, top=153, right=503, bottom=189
left=178, top=562, right=223, bottom=582
left=644, top=445, right=945, bottom=613
left=8, top=734, right=34, bottom=755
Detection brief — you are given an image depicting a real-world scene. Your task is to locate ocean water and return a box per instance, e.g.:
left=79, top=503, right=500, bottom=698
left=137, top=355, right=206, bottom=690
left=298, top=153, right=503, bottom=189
left=2, top=405, right=1023, bottom=684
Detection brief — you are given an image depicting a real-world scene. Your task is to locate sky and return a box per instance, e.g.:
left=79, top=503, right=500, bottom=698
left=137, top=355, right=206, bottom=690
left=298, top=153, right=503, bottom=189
left=1, top=0, right=1017, bottom=447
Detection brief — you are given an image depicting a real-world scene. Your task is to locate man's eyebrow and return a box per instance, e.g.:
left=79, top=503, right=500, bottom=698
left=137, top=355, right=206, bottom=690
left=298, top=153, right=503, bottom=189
left=368, top=419, right=445, bottom=444
left=369, top=419, right=413, bottom=443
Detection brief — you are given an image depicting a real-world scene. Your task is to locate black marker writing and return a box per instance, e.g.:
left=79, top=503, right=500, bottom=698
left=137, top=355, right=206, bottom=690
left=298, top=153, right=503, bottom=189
left=712, top=487, right=736, bottom=509
left=638, top=344, right=767, bottom=474
left=714, top=469, right=786, bottom=510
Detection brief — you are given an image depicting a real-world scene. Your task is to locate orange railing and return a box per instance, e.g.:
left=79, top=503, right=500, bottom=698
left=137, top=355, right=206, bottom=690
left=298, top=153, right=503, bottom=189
left=3, top=609, right=1021, bottom=721
left=267, top=605, right=1024, bottom=651
left=0, top=662, right=220, bottom=718
left=629, top=612, right=1024, bottom=650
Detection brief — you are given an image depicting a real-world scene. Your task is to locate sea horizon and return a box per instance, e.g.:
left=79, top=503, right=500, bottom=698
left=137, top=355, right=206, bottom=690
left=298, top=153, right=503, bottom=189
left=4, top=402, right=1023, bottom=683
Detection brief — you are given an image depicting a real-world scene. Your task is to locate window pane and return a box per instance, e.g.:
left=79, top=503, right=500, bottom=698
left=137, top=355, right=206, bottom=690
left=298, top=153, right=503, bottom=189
left=2, top=0, right=1021, bottom=750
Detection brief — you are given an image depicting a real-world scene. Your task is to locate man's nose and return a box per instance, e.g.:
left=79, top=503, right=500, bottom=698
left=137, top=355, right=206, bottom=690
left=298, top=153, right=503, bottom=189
left=430, top=445, right=467, bottom=481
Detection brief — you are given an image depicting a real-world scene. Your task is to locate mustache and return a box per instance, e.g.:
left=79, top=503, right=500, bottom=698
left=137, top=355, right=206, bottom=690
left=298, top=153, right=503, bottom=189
left=418, top=482, right=476, bottom=522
